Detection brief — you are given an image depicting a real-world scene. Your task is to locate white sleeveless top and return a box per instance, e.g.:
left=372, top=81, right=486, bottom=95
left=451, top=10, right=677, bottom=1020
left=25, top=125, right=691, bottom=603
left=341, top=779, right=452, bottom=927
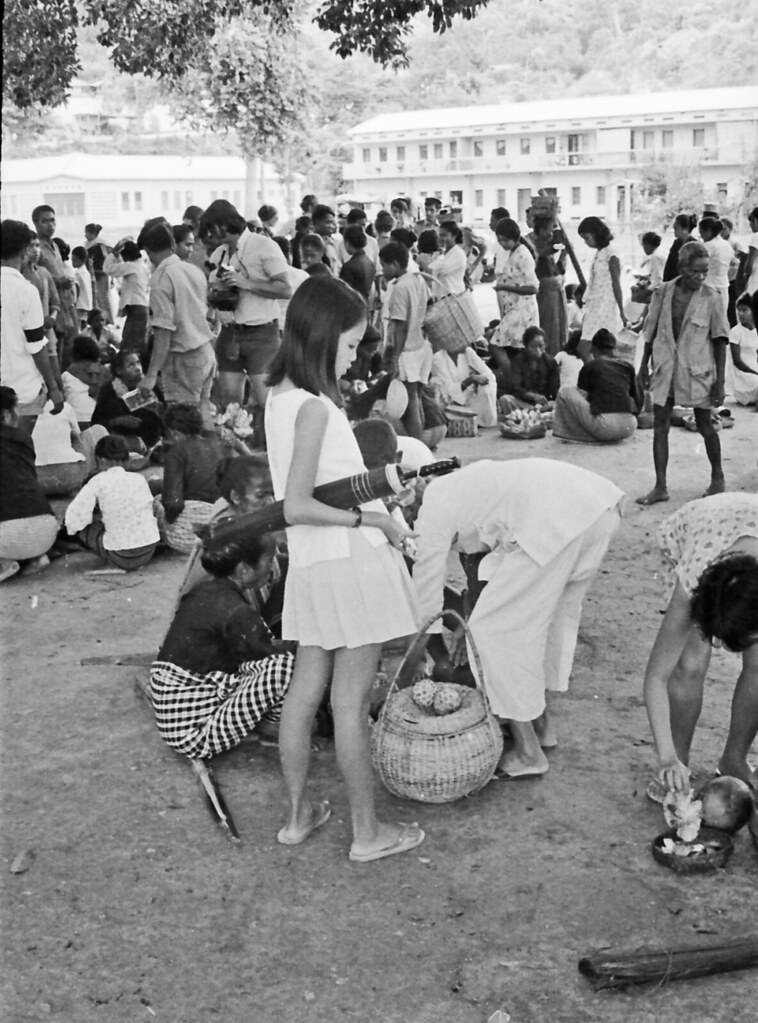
left=265, top=386, right=388, bottom=567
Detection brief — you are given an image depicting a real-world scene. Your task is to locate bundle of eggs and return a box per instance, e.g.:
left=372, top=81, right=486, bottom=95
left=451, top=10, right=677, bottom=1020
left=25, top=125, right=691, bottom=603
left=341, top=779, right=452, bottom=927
left=411, top=677, right=463, bottom=716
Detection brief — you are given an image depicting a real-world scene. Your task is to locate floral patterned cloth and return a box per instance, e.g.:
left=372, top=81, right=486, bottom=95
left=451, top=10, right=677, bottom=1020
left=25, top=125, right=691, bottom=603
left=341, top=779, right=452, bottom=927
left=491, top=245, right=539, bottom=348
left=658, top=492, right=758, bottom=596
left=580, top=244, right=622, bottom=341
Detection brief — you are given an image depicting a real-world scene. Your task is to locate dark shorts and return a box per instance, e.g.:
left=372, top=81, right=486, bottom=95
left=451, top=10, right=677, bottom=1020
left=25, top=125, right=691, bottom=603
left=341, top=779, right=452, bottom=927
left=216, top=321, right=279, bottom=375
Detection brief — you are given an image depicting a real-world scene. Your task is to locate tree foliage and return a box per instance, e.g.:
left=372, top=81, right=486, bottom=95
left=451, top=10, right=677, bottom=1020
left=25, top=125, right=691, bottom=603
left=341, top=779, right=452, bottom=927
left=2, top=0, right=80, bottom=108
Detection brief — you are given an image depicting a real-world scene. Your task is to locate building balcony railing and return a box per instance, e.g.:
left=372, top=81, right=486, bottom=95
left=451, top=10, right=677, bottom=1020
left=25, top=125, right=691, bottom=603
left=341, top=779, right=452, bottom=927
left=344, top=146, right=728, bottom=180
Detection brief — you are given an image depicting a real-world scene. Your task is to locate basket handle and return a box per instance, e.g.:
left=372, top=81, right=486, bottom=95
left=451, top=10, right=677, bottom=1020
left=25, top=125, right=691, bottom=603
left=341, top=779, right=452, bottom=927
left=377, top=609, right=495, bottom=729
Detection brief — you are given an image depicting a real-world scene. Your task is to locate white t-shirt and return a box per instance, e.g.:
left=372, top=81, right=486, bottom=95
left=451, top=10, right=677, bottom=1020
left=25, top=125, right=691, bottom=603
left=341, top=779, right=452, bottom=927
left=61, top=370, right=96, bottom=423
left=278, top=266, right=309, bottom=324
left=73, top=266, right=93, bottom=311
left=704, top=235, right=734, bottom=293
left=555, top=351, right=583, bottom=389
left=32, top=401, right=84, bottom=466
left=226, top=228, right=290, bottom=326
left=429, top=245, right=467, bottom=296
left=0, top=266, right=46, bottom=404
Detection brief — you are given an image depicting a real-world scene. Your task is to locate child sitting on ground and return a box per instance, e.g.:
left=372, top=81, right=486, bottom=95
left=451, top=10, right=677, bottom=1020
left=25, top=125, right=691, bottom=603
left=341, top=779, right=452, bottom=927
left=64, top=434, right=160, bottom=570
left=151, top=533, right=295, bottom=759
left=61, top=335, right=103, bottom=429
left=553, top=329, right=585, bottom=390
left=155, top=404, right=226, bottom=554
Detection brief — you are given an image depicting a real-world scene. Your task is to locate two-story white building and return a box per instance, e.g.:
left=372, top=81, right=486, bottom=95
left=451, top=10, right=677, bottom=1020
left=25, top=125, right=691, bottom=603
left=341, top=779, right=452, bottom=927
left=343, top=86, right=758, bottom=227
left=0, top=154, right=301, bottom=243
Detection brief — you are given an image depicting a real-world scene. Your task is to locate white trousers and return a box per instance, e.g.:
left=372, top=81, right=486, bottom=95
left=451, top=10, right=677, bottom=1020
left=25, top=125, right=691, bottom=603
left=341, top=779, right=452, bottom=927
left=467, top=507, right=620, bottom=721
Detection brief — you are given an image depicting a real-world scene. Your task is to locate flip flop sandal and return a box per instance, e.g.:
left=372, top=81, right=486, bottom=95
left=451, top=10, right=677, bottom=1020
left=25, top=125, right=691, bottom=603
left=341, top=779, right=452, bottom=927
left=348, top=822, right=425, bottom=863
left=277, top=800, right=332, bottom=846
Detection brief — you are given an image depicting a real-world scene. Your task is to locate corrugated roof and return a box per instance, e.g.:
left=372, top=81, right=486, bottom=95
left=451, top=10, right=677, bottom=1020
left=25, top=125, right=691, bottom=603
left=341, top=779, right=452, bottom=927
left=0, top=154, right=254, bottom=183
left=349, top=86, right=758, bottom=135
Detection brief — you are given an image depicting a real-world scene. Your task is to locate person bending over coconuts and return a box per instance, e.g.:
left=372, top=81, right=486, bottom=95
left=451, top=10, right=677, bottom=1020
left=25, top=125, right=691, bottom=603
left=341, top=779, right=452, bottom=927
left=643, top=492, right=758, bottom=799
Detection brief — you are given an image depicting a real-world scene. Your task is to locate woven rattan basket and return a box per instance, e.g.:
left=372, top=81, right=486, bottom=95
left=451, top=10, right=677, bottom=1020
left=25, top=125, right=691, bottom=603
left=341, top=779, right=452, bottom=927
left=424, top=292, right=484, bottom=351
left=371, top=610, right=503, bottom=803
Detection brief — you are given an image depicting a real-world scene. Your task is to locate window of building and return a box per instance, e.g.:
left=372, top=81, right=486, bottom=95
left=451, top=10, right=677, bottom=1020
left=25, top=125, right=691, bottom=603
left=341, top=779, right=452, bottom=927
left=449, top=140, right=458, bottom=158
left=161, top=190, right=169, bottom=208
left=134, top=191, right=143, bottom=211
left=643, top=130, right=654, bottom=149
left=43, top=192, right=86, bottom=217
left=473, top=139, right=483, bottom=158
left=571, top=186, right=581, bottom=205
left=596, top=185, right=606, bottom=205
left=496, top=188, right=506, bottom=207
left=545, top=136, right=556, bottom=154
left=433, top=143, right=443, bottom=159
left=210, top=191, right=218, bottom=201
left=174, top=190, right=181, bottom=208
left=397, top=145, right=406, bottom=161
left=474, top=189, right=484, bottom=207
left=520, top=137, right=530, bottom=155
left=434, top=190, right=443, bottom=200
left=661, top=130, right=674, bottom=148
left=378, top=146, right=387, bottom=162
left=450, top=190, right=462, bottom=206
left=496, top=137, right=506, bottom=156
left=222, top=190, right=230, bottom=200
left=717, top=182, right=727, bottom=201
left=419, top=143, right=428, bottom=161
left=233, top=190, right=241, bottom=206
left=693, top=128, right=705, bottom=147
left=362, top=147, right=371, bottom=162
left=121, top=191, right=130, bottom=212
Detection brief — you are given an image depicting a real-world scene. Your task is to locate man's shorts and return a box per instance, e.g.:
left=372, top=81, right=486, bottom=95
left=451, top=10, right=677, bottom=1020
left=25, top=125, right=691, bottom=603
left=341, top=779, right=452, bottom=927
left=16, top=385, right=48, bottom=419
left=216, top=321, right=279, bottom=376
left=161, top=342, right=217, bottom=406
left=398, top=340, right=433, bottom=385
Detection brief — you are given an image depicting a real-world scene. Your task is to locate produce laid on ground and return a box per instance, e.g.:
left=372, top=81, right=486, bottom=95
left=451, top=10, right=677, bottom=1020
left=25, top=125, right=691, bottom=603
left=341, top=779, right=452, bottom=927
left=652, top=776, right=756, bottom=874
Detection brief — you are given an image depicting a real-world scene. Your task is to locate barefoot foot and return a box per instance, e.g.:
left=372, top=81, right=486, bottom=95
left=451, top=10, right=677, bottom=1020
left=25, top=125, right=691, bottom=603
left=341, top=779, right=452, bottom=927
left=703, top=476, right=725, bottom=497
left=497, top=748, right=549, bottom=778
left=636, top=487, right=670, bottom=506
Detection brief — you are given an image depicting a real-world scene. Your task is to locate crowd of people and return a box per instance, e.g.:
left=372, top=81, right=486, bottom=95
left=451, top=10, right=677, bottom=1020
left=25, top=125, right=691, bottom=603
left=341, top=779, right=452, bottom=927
left=1, top=190, right=756, bottom=862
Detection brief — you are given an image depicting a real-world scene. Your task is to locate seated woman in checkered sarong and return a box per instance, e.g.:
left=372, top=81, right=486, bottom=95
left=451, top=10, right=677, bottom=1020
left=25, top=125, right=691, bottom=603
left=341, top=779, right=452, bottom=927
left=151, top=533, right=294, bottom=759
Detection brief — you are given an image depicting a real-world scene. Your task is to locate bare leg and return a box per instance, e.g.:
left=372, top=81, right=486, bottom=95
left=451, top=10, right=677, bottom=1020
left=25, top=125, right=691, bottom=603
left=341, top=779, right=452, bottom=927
left=277, top=645, right=333, bottom=840
left=499, top=719, right=549, bottom=776
left=637, top=399, right=672, bottom=504
left=693, top=407, right=724, bottom=494
left=331, top=644, right=423, bottom=855
left=534, top=694, right=558, bottom=749
left=668, top=628, right=711, bottom=766
left=718, top=647, right=758, bottom=786
left=402, top=381, right=424, bottom=442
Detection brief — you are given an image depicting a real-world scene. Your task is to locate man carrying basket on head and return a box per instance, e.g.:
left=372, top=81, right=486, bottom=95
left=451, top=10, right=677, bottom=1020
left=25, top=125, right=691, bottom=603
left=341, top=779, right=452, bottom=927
left=412, top=458, right=624, bottom=778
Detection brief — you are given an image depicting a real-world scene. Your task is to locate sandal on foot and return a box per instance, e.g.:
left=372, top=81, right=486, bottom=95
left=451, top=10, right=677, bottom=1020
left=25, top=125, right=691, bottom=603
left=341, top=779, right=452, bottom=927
left=349, top=823, right=425, bottom=863
left=0, top=560, right=20, bottom=584
left=498, top=762, right=549, bottom=779
left=636, top=490, right=670, bottom=506
left=277, top=800, right=331, bottom=846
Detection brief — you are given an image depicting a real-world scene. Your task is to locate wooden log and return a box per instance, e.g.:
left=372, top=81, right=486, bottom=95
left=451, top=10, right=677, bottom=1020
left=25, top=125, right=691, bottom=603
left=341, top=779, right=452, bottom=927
left=578, top=935, right=758, bottom=990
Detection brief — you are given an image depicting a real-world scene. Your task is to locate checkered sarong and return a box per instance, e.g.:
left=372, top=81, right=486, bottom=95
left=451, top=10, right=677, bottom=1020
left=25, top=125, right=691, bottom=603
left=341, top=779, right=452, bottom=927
left=150, top=653, right=294, bottom=758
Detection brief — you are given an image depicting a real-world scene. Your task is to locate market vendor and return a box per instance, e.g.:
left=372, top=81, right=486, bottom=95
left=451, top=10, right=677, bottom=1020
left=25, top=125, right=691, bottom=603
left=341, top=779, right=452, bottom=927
left=643, top=492, right=758, bottom=799
left=412, top=458, right=624, bottom=778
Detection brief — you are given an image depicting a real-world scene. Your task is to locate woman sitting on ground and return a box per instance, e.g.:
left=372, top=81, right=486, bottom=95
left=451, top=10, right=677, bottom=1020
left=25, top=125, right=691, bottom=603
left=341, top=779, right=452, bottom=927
left=156, top=404, right=225, bottom=554
left=552, top=328, right=643, bottom=444
left=0, top=386, right=59, bottom=583
left=643, top=492, right=758, bottom=798
left=430, top=333, right=497, bottom=427
left=32, top=399, right=107, bottom=496
left=151, top=533, right=294, bottom=759
left=498, top=326, right=559, bottom=413
left=554, top=329, right=584, bottom=390
left=64, top=434, right=160, bottom=571
left=727, top=292, right=758, bottom=406
left=92, top=349, right=163, bottom=453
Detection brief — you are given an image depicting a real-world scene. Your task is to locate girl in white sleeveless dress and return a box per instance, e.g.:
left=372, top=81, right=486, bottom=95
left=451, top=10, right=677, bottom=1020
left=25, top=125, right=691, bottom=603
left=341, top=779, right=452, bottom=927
left=265, top=276, right=424, bottom=863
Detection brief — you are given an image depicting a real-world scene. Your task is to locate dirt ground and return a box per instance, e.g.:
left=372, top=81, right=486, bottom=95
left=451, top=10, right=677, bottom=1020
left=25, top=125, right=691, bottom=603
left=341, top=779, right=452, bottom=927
left=2, top=404, right=757, bottom=1023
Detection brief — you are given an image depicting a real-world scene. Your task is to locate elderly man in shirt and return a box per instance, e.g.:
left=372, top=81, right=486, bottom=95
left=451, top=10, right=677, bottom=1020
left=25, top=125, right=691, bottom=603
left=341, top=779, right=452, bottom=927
left=636, top=240, right=729, bottom=506
left=138, top=222, right=217, bottom=428
left=412, top=458, right=624, bottom=778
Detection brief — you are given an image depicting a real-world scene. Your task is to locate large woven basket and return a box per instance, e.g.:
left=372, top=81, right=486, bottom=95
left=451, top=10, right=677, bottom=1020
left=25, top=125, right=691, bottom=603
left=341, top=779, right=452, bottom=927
left=424, top=292, right=484, bottom=352
left=371, top=610, right=503, bottom=803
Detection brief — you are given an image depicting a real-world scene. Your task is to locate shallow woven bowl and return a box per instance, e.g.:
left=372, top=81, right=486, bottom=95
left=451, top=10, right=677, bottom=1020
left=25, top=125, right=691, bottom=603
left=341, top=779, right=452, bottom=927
left=651, top=827, right=734, bottom=874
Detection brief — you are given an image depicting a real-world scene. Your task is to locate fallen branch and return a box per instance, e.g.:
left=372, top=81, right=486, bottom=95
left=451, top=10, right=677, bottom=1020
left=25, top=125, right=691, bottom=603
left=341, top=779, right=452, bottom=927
left=578, top=935, right=758, bottom=990
left=190, top=759, right=241, bottom=845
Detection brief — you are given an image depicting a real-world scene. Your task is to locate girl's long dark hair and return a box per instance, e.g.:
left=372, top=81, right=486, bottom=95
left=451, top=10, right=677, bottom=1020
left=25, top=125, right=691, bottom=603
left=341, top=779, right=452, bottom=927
left=267, top=276, right=367, bottom=403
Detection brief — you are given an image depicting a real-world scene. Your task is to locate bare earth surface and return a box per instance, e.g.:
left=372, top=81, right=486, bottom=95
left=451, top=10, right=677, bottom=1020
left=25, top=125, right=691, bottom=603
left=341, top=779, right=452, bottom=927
left=2, top=405, right=757, bottom=1023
